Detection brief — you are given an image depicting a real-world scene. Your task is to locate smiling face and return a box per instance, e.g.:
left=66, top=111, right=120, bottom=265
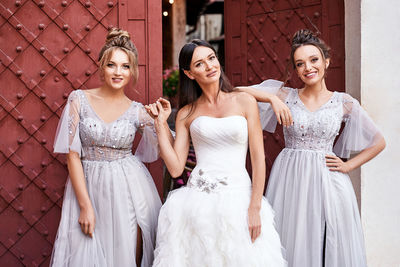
left=293, top=44, right=330, bottom=86
left=183, top=46, right=221, bottom=86
left=102, top=48, right=132, bottom=90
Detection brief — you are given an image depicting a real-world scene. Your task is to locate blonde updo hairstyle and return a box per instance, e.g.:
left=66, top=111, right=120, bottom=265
left=98, top=28, right=139, bottom=85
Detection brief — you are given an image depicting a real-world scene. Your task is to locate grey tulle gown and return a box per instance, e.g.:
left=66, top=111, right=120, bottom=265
left=254, top=80, right=383, bottom=267
left=51, top=90, right=162, bottom=267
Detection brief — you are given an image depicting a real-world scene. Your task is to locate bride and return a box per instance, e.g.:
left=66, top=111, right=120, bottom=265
left=146, top=39, right=288, bottom=266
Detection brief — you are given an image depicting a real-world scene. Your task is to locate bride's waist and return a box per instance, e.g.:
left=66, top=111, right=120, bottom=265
left=189, top=166, right=250, bottom=186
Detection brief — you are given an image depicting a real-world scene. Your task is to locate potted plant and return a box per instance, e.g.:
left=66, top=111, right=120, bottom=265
left=162, top=66, right=179, bottom=108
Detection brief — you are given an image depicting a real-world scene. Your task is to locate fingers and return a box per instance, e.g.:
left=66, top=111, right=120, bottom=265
left=158, top=97, right=171, bottom=108
left=150, top=103, right=159, bottom=116
left=325, top=158, right=337, bottom=162
left=248, top=214, right=261, bottom=243
left=145, top=103, right=159, bottom=118
left=254, top=225, right=261, bottom=242
left=287, top=109, right=294, bottom=126
left=79, top=220, right=85, bottom=234
left=276, top=107, right=293, bottom=127
left=326, top=160, right=341, bottom=170
left=249, top=226, right=254, bottom=242
left=284, top=108, right=293, bottom=127
left=325, top=154, right=345, bottom=172
left=157, top=98, right=172, bottom=114
left=88, top=223, right=94, bottom=238
left=79, top=221, right=89, bottom=235
left=325, top=156, right=341, bottom=164
left=155, top=100, right=163, bottom=112
left=329, top=166, right=340, bottom=172
left=325, top=154, right=338, bottom=159
left=249, top=224, right=261, bottom=243
left=283, top=110, right=290, bottom=127
left=79, top=220, right=94, bottom=238
left=326, top=162, right=339, bottom=167
left=275, top=113, right=282, bottom=125
left=280, top=112, right=288, bottom=127
left=325, top=159, right=339, bottom=164
left=144, top=105, right=155, bottom=119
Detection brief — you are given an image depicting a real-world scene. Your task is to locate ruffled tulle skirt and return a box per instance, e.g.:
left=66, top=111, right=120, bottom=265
left=266, top=148, right=367, bottom=267
left=153, top=185, right=286, bottom=267
left=50, top=155, right=162, bottom=267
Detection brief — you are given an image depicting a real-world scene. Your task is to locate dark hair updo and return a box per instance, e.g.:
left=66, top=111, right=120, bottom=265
left=178, top=39, right=234, bottom=112
left=98, top=28, right=139, bottom=85
left=289, top=29, right=331, bottom=69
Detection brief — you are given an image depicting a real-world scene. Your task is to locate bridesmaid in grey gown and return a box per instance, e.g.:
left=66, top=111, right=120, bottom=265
left=240, top=29, right=386, bottom=267
left=50, top=28, right=172, bottom=266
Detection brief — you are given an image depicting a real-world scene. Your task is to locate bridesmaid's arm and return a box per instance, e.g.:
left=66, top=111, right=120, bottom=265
left=237, top=86, right=293, bottom=127
left=346, top=137, right=386, bottom=170
left=66, top=152, right=95, bottom=237
left=236, top=86, right=277, bottom=102
left=327, top=94, right=386, bottom=173
left=147, top=99, right=190, bottom=178
left=241, top=93, right=266, bottom=242
left=326, top=136, right=386, bottom=173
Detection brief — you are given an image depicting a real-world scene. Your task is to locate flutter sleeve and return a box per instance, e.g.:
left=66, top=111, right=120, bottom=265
left=333, top=93, right=383, bottom=158
left=249, top=79, right=291, bottom=133
left=53, top=90, right=82, bottom=156
left=134, top=103, right=160, bottom=163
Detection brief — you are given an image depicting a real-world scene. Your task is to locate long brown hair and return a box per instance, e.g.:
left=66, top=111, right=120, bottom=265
left=178, top=39, right=234, bottom=116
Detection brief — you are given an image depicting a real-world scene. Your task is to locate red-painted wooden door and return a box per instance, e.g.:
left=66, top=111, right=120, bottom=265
left=225, top=0, right=345, bottom=181
left=0, top=0, right=162, bottom=266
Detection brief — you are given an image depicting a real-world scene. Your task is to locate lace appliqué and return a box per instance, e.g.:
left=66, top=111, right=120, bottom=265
left=187, top=169, right=228, bottom=193
left=282, top=90, right=343, bottom=152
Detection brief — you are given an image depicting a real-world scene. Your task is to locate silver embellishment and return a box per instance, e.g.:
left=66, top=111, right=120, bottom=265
left=187, top=169, right=228, bottom=193
left=282, top=90, right=343, bottom=152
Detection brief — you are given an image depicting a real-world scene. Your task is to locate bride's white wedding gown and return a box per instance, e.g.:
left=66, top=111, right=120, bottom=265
left=153, top=115, right=286, bottom=267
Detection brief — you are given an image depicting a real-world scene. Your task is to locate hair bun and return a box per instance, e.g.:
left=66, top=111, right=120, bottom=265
left=106, top=28, right=131, bottom=42
left=292, top=29, right=320, bottom=46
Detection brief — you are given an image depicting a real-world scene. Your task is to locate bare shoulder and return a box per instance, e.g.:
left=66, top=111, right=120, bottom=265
left=176, top=104, right=193, bottom=124
left=82, top=88, right=100, bottom=99
left=232, top=91, right=257, bottom=105
left=84, top=88, right=100, bottom=94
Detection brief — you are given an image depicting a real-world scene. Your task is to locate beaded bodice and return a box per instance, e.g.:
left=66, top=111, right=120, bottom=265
left=283, top=90, right=346, bottom=152
left=67, top=90, right=153, bottom=161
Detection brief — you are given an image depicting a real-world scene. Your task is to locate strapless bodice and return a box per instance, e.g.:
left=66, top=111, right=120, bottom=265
left=188, top=116, right=251, bottom=192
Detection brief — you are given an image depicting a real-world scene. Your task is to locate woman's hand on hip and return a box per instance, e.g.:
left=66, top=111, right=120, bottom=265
left=325, top=154, right=352, bottom=173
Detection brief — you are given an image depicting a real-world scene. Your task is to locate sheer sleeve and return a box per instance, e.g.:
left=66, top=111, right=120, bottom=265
left=134, top=104, right=160, bottom=163
left=53, top=90, right=82, bottom=156
left=249, top=79, right=291, bottom=133
left=333, top=93, right=383, bottom=158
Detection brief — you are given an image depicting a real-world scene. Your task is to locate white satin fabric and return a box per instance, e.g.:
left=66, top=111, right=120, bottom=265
left=153, top=116, right=286, bottom=267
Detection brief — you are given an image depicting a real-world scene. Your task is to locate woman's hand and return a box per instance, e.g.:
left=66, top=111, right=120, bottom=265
left=270, top=95, right=293, bottom=127
left=325, top=154, right=352, bottom=173
left=248, top=206, right=262, bottom=243
left=78, top=205, right=96, bottom=238
left=145, top=98, right=171, bottom=125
